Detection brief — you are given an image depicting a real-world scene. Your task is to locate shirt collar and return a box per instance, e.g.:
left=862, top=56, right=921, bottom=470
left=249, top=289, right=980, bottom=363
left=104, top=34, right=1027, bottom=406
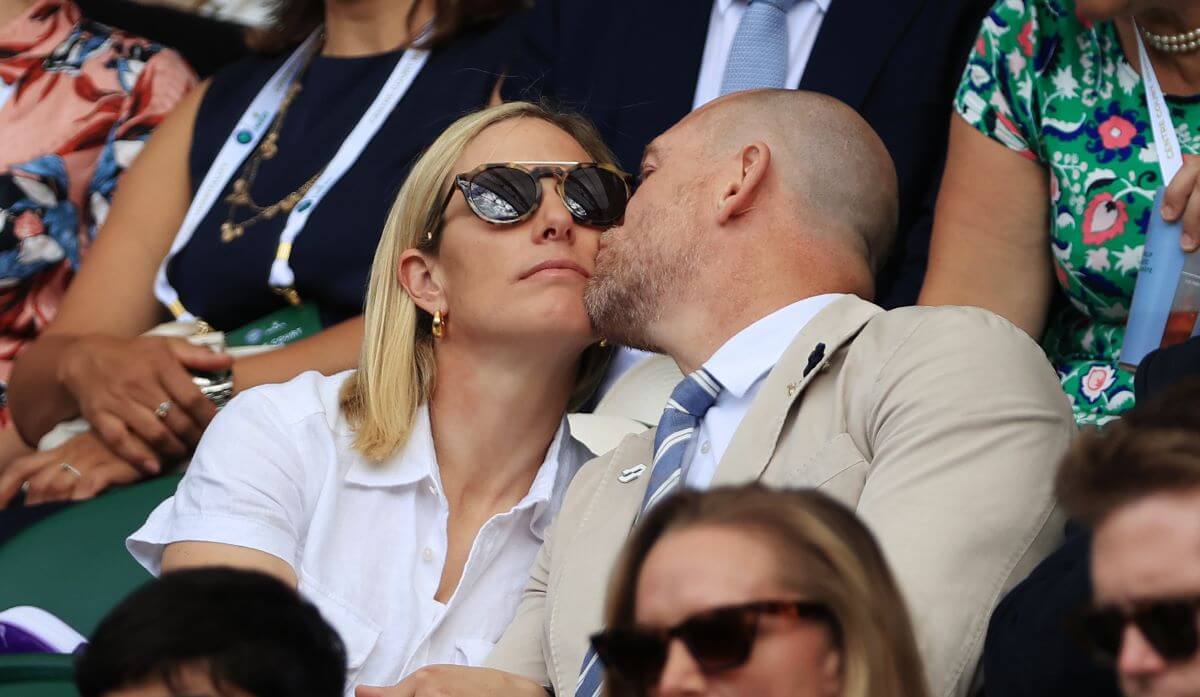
left=703, top=294, right=844, bottom=399
left=716, top=0, right=831, bottom=17
left=343, top=403, right=583, bottom=541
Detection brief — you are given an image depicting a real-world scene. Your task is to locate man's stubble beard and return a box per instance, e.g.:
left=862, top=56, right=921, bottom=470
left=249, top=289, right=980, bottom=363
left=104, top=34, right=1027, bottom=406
left=583, top=198, right=702, bottom=353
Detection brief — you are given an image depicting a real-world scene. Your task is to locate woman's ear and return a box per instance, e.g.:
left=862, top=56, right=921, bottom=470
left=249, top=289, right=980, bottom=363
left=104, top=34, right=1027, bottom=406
left=397, top=249, right=444, bottom=316
left=716, top=141, right=771, bottom=225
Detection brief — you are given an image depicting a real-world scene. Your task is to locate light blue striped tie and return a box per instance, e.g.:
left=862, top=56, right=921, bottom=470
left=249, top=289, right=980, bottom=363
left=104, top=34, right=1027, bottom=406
left=576, top=369, right=723, bottom=697
left=720, top=0, right=798, bottom=96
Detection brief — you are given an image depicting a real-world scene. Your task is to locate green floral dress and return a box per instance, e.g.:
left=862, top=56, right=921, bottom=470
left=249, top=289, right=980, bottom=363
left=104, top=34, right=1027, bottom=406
left=956, top=0, right=1200, bottom=425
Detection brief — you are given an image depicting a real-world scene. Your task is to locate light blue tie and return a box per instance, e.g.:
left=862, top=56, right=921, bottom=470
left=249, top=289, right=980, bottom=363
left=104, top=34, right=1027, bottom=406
left=575, top=369, right=723, bottom=697
left=720, top=0, right=799, bottom=96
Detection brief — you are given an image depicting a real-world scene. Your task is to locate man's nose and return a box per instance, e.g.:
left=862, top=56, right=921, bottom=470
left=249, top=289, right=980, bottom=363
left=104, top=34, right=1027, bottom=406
left=655, top=639, right=707, bottom=696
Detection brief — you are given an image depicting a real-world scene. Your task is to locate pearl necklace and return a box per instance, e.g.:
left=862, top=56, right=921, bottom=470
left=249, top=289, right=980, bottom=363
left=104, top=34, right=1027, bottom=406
left=1139, top=23, right=1200, bottom=54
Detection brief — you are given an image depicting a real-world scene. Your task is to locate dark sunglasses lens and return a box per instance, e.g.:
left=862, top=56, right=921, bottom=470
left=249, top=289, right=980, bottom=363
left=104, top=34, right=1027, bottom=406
left=1137, top=602, right=1200, bottom=661
left=464, top=167, right=539, bottom=222
left=563, top=166, right=629, bottom=226
left=592, top=630, right=667, bottom=689
left=678, top=607, right=757, bottom=673
left=1079, top=608, right=1125, bottom=661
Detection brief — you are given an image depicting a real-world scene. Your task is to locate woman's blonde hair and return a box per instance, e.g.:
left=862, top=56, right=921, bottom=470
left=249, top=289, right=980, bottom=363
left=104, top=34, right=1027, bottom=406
left=603, top=485, right=930, bottom=697
left=341, top=102, right=617, bottom=461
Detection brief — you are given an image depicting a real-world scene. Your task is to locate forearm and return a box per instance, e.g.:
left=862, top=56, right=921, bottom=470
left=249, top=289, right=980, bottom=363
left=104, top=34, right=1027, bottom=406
left=232, top=315, right=363, bottom=393
left=8, top=335, right=85, bottom=446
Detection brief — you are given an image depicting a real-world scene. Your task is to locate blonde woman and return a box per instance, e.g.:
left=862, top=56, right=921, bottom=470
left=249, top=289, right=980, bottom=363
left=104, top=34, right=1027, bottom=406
left=125, top=102, right=629, bottom=692
left=591, top=485, right=930, bottom=697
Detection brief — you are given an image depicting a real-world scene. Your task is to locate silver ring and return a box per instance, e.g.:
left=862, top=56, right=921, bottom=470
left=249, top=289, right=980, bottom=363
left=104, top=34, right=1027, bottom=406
left=60, top=462, right=82, bottom=479
left=19, top=480, right=30, bottom=495
left=155, top=400, right=173, bottom=420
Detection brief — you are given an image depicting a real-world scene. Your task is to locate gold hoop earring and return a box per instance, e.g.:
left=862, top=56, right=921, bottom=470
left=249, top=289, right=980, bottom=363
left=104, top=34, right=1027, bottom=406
left=599, top=338, right=609, bottom=348
left=432, top=310, right=445, bottom=340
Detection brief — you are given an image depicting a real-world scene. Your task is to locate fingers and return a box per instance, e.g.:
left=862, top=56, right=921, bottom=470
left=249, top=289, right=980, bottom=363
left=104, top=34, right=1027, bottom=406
left=23, top=463, right=76, bottom=506
left=0, top=452, right=51, bottom=508
left=1164, top=155, right=1200, bottom=221
left=71, top=461, right=142, bottom=501
left=158, top=361, right=218, bottom=436
left=92, top=413, right=162, bottom=475
left=168, top=339, right=234, bottom=373
left=1183, top=185, right=1200, bottom=254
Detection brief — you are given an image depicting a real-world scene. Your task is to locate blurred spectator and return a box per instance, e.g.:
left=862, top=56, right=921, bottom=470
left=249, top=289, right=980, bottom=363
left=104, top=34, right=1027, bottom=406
left=501, top=0, right=989, bottom=311
left=0, top=0, right=525, bottom=508
left=127, top=102, right=617, bottom=691
left=137, top=0, right=270, bottom=27
left=0, top=0, right=194, bottom=472
left=982, top=343, right=1200, bottom=697
left=921, top=0, right=1200, bottom=426
left=592, top=485, right=929, bottom=697
left=1055, top=378, right=1200, bottom=697
left=75, top=566, right=346, bottom=697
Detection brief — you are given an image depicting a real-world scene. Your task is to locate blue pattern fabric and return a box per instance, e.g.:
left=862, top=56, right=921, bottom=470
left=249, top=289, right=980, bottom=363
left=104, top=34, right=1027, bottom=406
left=720, top=0, right=799, bottom=95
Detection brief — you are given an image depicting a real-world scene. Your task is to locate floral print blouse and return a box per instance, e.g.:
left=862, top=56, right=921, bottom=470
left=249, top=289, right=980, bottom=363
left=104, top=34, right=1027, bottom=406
left=956, top=0, right=1200, bottom=426
left=0, top=0, right=194, bottom=423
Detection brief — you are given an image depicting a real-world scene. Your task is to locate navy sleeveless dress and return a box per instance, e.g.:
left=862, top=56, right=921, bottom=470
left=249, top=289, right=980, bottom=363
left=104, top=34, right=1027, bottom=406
left=166, top=19, right=518, bottom=330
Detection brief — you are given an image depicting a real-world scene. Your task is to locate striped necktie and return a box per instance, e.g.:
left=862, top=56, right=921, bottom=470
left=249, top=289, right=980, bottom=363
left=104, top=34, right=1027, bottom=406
left=575, top=369, right=723, bottom=697
left=720, top=0, right=799, bottom=95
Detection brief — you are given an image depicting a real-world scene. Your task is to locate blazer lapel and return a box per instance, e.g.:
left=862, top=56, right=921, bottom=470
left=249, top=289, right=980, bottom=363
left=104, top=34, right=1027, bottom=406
left=710, top=295, right=883, bottom=487
left=799, top=0, right=926, bottom=110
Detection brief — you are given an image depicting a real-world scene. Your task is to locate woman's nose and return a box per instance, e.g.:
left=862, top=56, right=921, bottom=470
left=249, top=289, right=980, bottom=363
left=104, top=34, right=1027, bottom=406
left=533, top=179, right=574, bottom=242
left=1116, top=622, right=1168, bottom=679
left=655, top=639, right=707, bottom=696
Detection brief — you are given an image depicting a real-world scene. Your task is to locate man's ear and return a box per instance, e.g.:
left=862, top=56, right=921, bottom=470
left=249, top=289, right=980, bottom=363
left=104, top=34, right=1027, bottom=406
left=397, top=249, right=444, bottom=315
left=716, top=141, right=771, bottom=225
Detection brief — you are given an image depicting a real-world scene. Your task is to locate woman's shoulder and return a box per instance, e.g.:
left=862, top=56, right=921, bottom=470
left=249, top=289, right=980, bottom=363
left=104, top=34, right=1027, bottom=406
left=976, top=0, right=1096, bottom=62
left=224, top=369, right=354, bottom=434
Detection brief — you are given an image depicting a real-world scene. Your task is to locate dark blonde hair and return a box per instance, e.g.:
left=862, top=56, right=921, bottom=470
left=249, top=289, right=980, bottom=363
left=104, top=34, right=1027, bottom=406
left=340, top=102, right=616, bottom=461
left=1057, top=378, right=1200, bottom=526
left=603, top=485, right=929, bottom=697
left=250, top=0, right=526, bottom=54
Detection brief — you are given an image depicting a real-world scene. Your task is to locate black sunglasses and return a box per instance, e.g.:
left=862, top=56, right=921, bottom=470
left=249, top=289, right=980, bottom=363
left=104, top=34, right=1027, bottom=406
left=589, top=600, right=837, bottom=692
left=1072, top=597, right=1200, bottom=664
left=429, top=162, right=633, bottom=236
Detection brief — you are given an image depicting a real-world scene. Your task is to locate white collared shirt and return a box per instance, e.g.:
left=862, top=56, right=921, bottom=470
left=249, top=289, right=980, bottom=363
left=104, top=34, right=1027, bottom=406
left=127, top=371, right=589, bottom=694
left=683, top=294, right=843, bottom=489
left=692, top=0, right=832, bottom=109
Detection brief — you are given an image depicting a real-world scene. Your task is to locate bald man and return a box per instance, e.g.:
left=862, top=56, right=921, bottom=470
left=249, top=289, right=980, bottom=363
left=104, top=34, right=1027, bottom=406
left=360, top=91, right=1075, bottom=697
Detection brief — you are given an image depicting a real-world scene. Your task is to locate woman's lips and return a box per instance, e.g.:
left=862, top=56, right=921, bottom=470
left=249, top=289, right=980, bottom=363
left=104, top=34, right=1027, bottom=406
left=521, top=259, right=592, bottom=280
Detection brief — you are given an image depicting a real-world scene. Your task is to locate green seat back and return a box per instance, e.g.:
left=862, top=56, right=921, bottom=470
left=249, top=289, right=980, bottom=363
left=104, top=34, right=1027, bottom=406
left=0, top=475, right=183, bottom=695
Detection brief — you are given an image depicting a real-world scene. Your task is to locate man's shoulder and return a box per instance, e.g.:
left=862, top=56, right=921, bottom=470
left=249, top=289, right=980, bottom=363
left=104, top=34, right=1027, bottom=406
left=858, top=304, right=1041, bottom=354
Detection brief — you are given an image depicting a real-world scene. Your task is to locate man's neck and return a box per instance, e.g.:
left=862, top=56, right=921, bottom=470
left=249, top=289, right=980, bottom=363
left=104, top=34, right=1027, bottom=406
left=321, top=0, right=432, bottom=57
left=0, top=0, right=36, bottom=31
left=428, top=337, right=581, bottom=508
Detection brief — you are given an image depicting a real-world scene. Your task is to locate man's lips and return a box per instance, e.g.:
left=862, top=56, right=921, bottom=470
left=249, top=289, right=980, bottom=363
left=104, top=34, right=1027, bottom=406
left=520, top=259, right=592, bottom=280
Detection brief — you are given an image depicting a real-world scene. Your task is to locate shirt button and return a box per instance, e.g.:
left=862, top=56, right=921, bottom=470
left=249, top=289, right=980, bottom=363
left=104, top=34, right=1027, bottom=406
left=422, top=547, right=433, bottom=562
left=700, top=441, right=711, bottom=454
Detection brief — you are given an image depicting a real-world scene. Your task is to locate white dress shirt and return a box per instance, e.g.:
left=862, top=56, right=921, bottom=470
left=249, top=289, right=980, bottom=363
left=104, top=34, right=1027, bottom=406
left=692, top=0, right=832, bottom=109
left=127, top=370, right=590, bottom=694
left=683, top=294, right=843, bottom=488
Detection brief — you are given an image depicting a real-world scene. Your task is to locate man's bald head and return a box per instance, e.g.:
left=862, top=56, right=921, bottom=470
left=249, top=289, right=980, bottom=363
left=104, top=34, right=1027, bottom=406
left=676, top=89, right=899, bottom=273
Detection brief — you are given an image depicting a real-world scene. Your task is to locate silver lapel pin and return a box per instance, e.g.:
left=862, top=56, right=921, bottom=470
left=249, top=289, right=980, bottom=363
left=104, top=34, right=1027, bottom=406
left=618, top=464, right=647, bottom=483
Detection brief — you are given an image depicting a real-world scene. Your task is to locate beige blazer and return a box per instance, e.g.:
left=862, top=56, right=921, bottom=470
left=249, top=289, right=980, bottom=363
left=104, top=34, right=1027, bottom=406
left=486, top=296, right=1076, bottom=697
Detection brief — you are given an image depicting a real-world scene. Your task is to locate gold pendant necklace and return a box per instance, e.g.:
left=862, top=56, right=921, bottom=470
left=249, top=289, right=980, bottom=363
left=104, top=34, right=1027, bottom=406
left=221, top=55, right=325, bottom=244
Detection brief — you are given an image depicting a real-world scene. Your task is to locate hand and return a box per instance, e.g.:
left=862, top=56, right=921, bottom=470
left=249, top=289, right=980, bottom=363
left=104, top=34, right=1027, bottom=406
left=0, top=430, right=144, bottom=508
left=58, top=334, right=233, bottom=472
left=1164, top=154, right=1200, bottom=252
left=356, top=666, right=548, bottom=697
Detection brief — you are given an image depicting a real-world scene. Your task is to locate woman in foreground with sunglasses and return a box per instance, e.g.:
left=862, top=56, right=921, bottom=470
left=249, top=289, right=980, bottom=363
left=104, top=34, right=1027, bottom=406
left=592, top=485, right=929, bottom=697
left=126, top=101, right=630, bottom=692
